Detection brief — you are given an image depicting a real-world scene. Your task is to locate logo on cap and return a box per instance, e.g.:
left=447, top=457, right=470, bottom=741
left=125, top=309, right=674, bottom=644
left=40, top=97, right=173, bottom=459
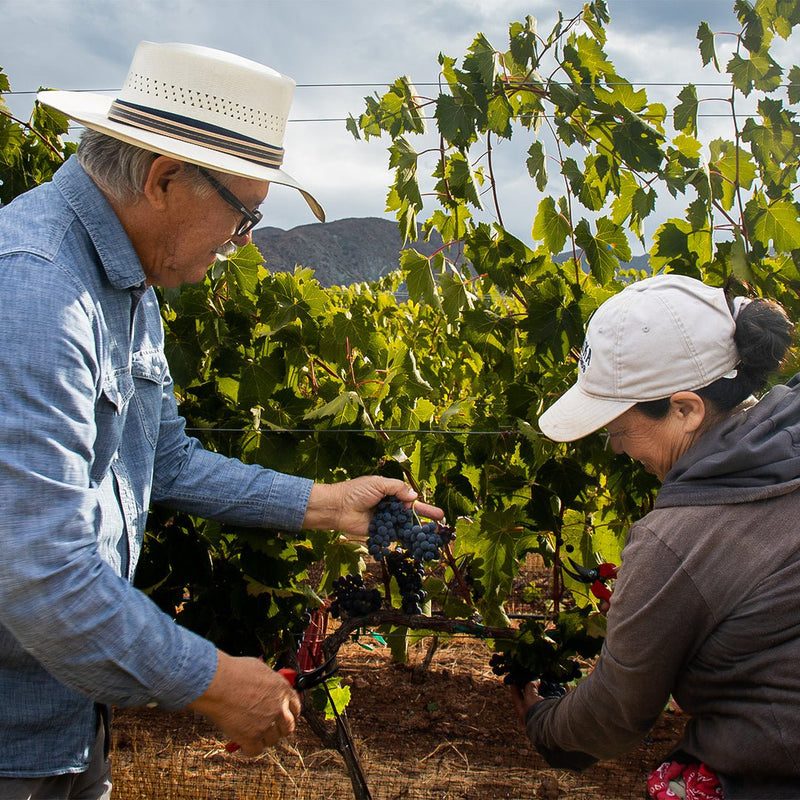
left=578, top=340, right=592, bottom=374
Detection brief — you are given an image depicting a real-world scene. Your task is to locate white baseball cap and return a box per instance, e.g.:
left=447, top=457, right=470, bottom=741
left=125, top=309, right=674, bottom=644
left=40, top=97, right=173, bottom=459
left=538, top=274, right=739, bottom=442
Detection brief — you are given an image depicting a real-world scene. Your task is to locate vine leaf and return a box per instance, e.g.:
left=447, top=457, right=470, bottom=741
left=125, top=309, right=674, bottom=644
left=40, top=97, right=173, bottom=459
left=533, top=195, right=569, bottom=255
left=526, top=141, right=548, bottom=191
left=303, top=392, right=362, bottom=425
left=789, top=66, right=800, bottom=104
left=400, top=248, right=442, bottom=309
left=575, top=217, right=631, bottom=284
left=697, top=21, right=719, bottom=70
left=745, top=196, right=800, bottom=253
left=673, top=84, right=698, bottom=135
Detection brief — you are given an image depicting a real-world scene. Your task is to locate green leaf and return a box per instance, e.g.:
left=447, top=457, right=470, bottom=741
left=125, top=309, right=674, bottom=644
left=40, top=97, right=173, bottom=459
left=224, top=243, right=264, bottom=298
left=789, top=66, right=800, bottom=104
left=745, top=196, right=800, bottom=252
left=709, top=139, right=758, bottom=210
left=509, top=16, right=538, bottom=68
left=345, top=114, right=361, bottom=140
left=564, top=35, right=614, bottom=82
left=593, top=76, right=648, bottom=113
left=310, top=680, right=351, bottom=720
left=548, top=81, right=581, bottom=116
left=487, top=93, right=513, bottom=138
left=673, top=84, right=698, bottom=135
left=318, top=539, right=366, bottom=593
left=730, top=230, right=753, bottom=283
left=453, top=510, right=523, bottom=625
left=727, top=51, right=783, bottom=97
left=443, top=151, right=483, bottom=208
left=439, top=272, right=475, bottom=321
left=463, top=33, right=499, bottom=89
left=697, top=21, right=719, bottom=70
left=583, top=1, right=610, bottom=44
left=533, top=195, right=570, bottom=255
left=435, top=93, right=478, bottom=148
left=575, top=217, right=630, bottom=284
left=611, top=107, right=665, bottom=172
left=303, top=391, right=362, bottom=425
left=735, top=0, right=765, bottom=53
left=526, top=141, right=548, bottom=191
left=238, top=355, right=285, bottom=408
left=400, top=248, right=442, bottom=310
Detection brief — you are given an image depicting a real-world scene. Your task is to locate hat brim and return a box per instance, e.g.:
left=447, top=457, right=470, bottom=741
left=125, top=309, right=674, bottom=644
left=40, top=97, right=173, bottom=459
left=39, top=90, right=325, bottom=222
left=538, top=382, right=635, bottom=442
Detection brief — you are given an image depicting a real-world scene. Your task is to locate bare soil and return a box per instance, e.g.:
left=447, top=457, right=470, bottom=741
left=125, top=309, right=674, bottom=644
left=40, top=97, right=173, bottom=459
left=110, top=634, right=684, bottom=799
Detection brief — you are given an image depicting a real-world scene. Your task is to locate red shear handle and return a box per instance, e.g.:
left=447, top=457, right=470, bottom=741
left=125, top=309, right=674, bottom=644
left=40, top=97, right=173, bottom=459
left=225, top=668, right=300, bottom=753
left=278, top=668, right=297, bottom=688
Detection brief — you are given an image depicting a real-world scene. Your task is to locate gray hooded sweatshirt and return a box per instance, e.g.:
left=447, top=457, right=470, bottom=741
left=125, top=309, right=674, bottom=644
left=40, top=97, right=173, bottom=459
left=527, top=376, right=800, bottom=799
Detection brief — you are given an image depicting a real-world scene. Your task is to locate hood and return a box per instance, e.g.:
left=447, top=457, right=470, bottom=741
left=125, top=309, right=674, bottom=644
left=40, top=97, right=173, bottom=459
left=655, top=373, right=800, bottom=508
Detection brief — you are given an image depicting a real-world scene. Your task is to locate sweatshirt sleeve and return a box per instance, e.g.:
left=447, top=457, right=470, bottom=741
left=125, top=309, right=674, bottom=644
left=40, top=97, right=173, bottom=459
left=526, top=521, right=714, bottom=765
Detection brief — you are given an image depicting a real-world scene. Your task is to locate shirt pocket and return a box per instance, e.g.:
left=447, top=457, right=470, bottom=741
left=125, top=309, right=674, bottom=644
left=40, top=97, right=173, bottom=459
left=130, top=349, right=170, bottom=448
left=93, top=367, right=135, bottom=484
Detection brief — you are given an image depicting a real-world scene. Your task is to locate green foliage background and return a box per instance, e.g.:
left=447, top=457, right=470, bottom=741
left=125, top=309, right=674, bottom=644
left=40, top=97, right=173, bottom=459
left=2, top=0, right=798, bottom=676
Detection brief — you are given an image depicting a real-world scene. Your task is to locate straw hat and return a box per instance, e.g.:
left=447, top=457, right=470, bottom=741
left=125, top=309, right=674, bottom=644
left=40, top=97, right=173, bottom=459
left=538, top=274, right=739, bottom=442
left=38, top=41, right=324, bottom=221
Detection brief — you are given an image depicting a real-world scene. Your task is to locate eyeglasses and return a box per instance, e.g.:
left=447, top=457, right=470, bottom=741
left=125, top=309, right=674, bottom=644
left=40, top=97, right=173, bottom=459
left=197, top=166, right=262, bottom=237
left=600, top=428, right=627, bottom=450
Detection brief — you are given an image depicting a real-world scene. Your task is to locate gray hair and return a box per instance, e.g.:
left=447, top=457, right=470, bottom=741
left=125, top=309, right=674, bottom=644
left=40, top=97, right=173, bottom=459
left=76, top=129, right=221, bottom=204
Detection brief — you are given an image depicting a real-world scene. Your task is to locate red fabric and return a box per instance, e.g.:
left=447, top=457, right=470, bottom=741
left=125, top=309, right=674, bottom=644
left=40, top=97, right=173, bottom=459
left=297, top=606, right=329, bottom=671
left=647, top=760, right=724, bottom=799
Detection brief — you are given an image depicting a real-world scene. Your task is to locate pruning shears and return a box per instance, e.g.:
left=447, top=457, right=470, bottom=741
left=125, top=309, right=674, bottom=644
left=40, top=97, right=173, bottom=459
left=225, top=655, right=339, bottom=753
left=278, top=654, right=339, bottom=692
left=562, top=558, right=618, bottom=604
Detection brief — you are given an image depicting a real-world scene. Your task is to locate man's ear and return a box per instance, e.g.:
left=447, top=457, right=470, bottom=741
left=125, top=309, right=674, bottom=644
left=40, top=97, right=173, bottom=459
left=142, top=157, right=186, bottom=210
left=669, top=391, right=706, bottom=433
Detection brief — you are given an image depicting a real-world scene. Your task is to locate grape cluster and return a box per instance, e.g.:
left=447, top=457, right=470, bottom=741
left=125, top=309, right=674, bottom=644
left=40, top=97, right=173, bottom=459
left=401, top=520, right=446, bottom=562
left=367, top=495, right=451, bottom=563
left=489, top=651, right=538, bottom=689
left=329, top=574, right=382, bottom=620
left=489, top=652, right=569, bottom=698
left=367, top=495, right=413, bottom=560
left=385, top=550, right=427, bottom=615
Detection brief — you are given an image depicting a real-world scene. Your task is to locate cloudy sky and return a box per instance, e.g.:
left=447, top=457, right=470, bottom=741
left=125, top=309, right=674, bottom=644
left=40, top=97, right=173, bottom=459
left=2, top=0, right=794, bottom=248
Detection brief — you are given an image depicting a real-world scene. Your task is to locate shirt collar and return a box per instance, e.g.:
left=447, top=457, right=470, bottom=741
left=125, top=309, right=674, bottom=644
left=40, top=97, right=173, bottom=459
left=53, top=156, right=147, bottom=290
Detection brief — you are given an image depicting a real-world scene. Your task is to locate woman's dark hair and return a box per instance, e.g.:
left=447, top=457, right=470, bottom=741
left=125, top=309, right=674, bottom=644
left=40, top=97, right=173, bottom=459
left=637, top=294, right=794, bottom=420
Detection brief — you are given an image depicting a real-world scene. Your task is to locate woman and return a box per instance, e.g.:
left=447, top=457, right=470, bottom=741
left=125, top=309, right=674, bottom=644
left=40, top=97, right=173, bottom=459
left=517, top=274, right=800, bottom=799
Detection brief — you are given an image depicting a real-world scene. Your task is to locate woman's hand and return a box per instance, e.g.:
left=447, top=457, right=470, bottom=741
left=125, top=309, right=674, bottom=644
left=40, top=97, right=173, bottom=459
left=302, top=477, right=444, bottom=542
left=511, top=681, right=545, bottom=725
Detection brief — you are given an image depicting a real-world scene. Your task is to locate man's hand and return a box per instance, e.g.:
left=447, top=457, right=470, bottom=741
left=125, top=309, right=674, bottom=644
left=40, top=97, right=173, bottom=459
left=187, top=651, right=301, bottom=756
left=303, top=476, right=444, bottom=542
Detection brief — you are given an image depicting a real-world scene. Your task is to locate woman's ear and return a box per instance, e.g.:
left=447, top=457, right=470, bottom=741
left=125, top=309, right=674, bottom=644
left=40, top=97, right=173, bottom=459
left=668, top=391, right=706, bottom=433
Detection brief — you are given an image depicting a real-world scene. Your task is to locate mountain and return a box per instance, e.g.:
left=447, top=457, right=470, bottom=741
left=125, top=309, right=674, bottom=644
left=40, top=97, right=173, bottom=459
left=252, top=217, right=650, bottom=286
left=251, top=217, right=447, bottom=287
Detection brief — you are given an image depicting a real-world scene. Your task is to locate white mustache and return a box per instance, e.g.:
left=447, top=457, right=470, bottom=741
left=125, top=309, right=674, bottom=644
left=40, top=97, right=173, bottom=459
left=213, top=241, right=238, bottom=262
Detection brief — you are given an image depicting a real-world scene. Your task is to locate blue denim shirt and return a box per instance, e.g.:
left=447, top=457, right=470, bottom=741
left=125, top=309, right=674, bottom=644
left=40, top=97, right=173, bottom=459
left=0, top=156, right=313, bottom=777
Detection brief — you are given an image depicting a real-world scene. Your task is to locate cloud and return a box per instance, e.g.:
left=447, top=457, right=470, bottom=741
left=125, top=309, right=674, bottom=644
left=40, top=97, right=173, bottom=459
left=3, top=0, right=797, bottom=241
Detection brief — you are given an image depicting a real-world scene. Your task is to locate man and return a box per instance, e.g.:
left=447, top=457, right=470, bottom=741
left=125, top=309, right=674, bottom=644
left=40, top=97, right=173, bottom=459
left=0, top=41, right=442, bottom=798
